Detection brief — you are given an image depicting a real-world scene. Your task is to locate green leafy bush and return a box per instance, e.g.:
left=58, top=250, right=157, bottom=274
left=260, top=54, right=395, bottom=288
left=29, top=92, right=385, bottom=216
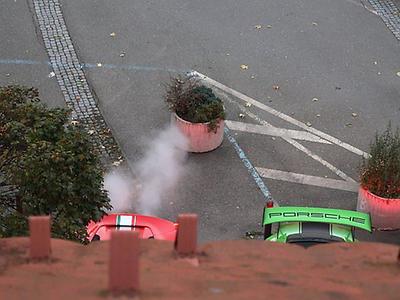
left=360, top=123, right=400, bottom=198
left=0, top=85, right=111, bottom=242
left=163, top=75, right=225, bottom=132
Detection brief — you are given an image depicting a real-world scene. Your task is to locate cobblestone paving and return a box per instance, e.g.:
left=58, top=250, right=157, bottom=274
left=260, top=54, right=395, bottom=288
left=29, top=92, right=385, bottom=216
left=368, top=0, right=400, bottom=40
left=32, top=0, right=124, bottom=168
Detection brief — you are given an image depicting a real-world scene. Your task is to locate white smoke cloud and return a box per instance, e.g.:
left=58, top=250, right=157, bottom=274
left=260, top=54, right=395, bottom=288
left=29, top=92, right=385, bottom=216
left=136, top=124, right=188, bottom=215
left=104, top=124, right=188, bottom=215
left=104, top=171, right=135, bottom=212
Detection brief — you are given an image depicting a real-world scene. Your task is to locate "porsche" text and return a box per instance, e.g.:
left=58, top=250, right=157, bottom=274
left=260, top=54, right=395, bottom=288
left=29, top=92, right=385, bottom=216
left=268, top=212, right=366, bottom=224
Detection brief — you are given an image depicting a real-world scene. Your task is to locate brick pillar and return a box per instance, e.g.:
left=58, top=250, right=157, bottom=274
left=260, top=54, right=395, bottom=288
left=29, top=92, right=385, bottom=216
left=175, top=214, right=197, bottom=256
left=109, top=231, right=140, bottom=293
left=29, top=216, right=51, bottom=259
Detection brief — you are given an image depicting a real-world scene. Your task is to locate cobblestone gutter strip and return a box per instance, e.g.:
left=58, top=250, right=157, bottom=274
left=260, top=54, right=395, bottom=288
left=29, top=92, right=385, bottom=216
left=368, top=0, right=400, bottom=40
left=32, top=0, right=124, bottom=168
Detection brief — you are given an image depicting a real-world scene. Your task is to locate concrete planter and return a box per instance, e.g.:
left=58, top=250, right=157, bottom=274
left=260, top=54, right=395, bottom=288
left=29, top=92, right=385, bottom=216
left=357, top=186, right=400, bottom=230
left=172, top=113, right=224, bottom=153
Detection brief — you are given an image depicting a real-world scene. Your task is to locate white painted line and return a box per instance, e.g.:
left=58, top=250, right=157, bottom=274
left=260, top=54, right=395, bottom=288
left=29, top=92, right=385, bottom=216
left=283, top=138, right=356, bottom=183
left=217, top=87, right=357, bottom=183
left=256, top=167, right=359, bottom=192
left=191, top=71, right=370, bottom=158
left=225, top=120, right=331, bottom=144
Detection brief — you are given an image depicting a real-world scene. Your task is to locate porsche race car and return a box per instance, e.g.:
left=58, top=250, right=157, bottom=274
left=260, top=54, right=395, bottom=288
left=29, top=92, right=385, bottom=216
left=87, top=213, right=178, bottom=242
left=262, top=204, right=372, bottom=246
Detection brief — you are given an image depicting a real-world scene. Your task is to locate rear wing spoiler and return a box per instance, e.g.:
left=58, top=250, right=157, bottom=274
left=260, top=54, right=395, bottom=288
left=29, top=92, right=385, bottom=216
left=263, top=206, right=372, bottom=232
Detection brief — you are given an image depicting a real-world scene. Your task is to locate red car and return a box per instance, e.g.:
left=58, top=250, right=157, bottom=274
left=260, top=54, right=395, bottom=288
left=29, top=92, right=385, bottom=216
left=87, top=213, right=178, bottom=242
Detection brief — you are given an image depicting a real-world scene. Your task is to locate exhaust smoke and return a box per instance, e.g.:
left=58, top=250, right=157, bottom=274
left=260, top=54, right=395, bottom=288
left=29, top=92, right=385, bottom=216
left=136, top=124, right=188, bottom=215
left=104, top=124, right=188, bottom=215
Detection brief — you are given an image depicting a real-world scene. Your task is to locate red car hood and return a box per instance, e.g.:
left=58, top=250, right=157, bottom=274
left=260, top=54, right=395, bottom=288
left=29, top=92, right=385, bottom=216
left=87, top=213, right=178, bottom=242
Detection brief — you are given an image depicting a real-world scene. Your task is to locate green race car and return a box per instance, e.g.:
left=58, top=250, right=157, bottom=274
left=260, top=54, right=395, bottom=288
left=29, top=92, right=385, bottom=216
left=262, top=205, right=372, bottom=246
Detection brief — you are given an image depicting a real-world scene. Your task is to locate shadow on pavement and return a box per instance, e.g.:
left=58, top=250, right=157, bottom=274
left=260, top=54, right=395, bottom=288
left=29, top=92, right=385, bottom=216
left=356, top=228, right=400, bottom=245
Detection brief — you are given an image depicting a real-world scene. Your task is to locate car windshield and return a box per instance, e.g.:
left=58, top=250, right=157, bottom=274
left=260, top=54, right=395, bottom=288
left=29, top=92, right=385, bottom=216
left=285, top=222, right=345, bottom=245
left=286, top=239, right=340, bottom=248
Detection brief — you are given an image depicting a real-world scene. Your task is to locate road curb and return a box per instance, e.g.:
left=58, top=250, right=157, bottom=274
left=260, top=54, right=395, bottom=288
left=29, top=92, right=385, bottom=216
left=368, top=0, right=400, bottom=40
left=31, top=0, right=124, bottom=168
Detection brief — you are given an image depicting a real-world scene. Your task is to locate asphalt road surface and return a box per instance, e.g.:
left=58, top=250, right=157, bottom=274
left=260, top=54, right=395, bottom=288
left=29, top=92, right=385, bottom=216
left=1, top=0, right=399, bottom=244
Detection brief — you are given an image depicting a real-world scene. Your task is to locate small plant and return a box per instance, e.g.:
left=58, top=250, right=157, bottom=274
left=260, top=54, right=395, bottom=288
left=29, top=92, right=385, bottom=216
left=360, top=123, right=400, bottom=198
left=163, top=75, right=225, bottom=132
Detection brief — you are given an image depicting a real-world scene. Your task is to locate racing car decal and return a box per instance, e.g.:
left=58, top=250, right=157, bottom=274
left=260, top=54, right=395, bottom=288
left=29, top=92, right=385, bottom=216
left=263, top=206, right=372, bottom=232
left=262, top=206, right=372, bottom=245
left=116, top=215, right=135, bottom=230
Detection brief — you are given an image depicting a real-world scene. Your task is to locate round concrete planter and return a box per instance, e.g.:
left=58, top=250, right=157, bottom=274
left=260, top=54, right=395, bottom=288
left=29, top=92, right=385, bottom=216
left=357, top=186, right=400, bottom=230
left=171, top=113, right=224, bottom=153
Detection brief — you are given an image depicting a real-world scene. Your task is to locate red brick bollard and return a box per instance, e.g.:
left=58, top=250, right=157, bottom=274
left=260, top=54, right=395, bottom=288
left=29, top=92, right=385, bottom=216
left=29, top=216, right=51, bottom=259
left=398, top=248, right=400, bottom=264
left=175, top=214, right=198, bottom=256
left=109, top=231, right=140, bottom=294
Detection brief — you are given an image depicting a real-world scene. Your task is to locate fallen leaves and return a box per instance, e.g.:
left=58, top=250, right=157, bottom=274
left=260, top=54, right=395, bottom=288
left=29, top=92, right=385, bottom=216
left=253, top=24, right=271, bottom=30
left=112, top=161, right=121, bottom=167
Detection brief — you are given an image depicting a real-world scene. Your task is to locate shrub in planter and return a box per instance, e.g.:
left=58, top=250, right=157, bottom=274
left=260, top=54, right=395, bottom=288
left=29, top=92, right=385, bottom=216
left=164, top=75, right=225, bottom=152
left=358, top=123, right=400, bottom=229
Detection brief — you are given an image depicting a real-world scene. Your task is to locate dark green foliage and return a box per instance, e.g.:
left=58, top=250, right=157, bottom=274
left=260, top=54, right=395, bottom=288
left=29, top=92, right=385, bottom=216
left=163, top=75, right=225, bottom=132
left=0, top=86, right=111, bottom=242
left=360, top=123, right=400, bottom=198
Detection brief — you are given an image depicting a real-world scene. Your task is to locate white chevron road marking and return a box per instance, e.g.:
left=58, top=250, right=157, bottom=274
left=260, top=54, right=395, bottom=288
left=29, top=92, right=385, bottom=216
left=225, top=120, right=331, bottom=144
left=256, top=168, right=359, bottom=192
left=191, top=70, right=369, bottom=159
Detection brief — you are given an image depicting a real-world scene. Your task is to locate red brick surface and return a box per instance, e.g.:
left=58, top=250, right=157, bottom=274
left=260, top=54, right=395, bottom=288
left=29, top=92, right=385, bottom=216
left=1, top=238, right=399, bottom=299
left=109, top=230, right=140, bottom=293
left=29, top=216, right=51, bottom=259
left=175, top=214, right=197, bottom=255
